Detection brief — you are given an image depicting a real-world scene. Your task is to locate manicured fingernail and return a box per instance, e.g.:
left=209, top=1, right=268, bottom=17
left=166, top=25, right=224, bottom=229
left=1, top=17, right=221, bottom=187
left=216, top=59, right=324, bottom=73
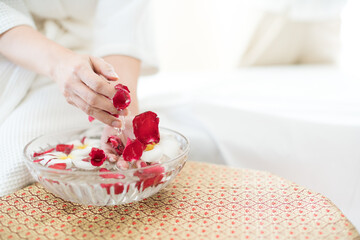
left=112, top=121, right=121, bottom=128
left=108, top=69, right=119, bottom=79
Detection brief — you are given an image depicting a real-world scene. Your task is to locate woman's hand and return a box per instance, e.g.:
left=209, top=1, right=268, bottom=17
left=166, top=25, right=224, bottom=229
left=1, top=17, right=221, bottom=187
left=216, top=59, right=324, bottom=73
left=52, top=53, right=123, bottom=128
left=0, top=26, right=127, bottom=128
left=0, top=25, right=141, bottom=132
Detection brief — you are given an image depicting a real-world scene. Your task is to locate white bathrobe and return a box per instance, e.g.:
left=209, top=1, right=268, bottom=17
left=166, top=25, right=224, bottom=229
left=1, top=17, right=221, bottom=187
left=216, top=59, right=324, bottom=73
left=0, top=0, right=157, bottom=196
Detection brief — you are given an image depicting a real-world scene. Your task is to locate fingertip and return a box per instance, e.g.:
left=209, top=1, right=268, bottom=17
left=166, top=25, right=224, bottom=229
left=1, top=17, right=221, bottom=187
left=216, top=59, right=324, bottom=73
left=108, top=154, right=117, bottom=162
left=116, top=160, right=129, bottom=170
left=111, top=120, right=122, bottom=128
left=104, top=69, right=119, bottom=81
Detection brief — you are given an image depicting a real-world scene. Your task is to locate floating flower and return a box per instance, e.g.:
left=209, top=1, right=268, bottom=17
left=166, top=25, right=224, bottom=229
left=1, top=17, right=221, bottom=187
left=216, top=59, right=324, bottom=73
left=141, top=144, right=163, bottom=163
left=122, top=138, right=144, bottom=162
left=34, top=152, right=73, bottom=169
left=107, top=135, right=124, bottom=156
left=72, top=157, right=97, bottom=170
left=89, top=148, right=107, bottom=166
left=113, top=84, right=131, bottom=111
left=133, top=111, right=160, bottom=145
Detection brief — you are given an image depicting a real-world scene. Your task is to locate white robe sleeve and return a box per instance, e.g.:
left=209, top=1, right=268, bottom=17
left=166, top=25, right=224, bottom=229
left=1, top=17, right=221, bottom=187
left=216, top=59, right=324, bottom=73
left=92, top=0, right=158, bottom=75
left=0, top=0, right=36, bottom=35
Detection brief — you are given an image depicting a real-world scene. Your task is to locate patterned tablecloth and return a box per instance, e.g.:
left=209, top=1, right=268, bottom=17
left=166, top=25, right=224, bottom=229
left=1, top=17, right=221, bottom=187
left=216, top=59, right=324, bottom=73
left=0, top=161, right=359, bottom=240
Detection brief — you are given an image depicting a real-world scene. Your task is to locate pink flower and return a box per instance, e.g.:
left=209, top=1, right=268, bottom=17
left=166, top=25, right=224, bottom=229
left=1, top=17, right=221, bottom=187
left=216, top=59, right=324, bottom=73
left=89, top=148, right=106, bottom=166
left=113, top=84, right=131, bottom=111
left=122, top=138, right=144, bottom=162
left=133, top=111, right=160, bottom=145
left=107, top=135, right=124, bottom=156
left=55, top=144, right=74, bottom=155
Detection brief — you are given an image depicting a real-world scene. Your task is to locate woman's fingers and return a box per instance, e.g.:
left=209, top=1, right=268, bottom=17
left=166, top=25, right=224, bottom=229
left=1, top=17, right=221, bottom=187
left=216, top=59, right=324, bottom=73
left=71, top=82, right=119, bottom=115
left=70, top=93, right=122, bottom=128
left=90, top=56, right=119, bottom=81
left=100, top=126, right=118, bottom=162
left=77, top=66, right=117, bottom=99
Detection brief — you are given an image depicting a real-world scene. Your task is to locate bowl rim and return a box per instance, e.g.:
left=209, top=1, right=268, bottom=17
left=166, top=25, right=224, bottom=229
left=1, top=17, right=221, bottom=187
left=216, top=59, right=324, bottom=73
left=23, top=127, right=190, bottom=175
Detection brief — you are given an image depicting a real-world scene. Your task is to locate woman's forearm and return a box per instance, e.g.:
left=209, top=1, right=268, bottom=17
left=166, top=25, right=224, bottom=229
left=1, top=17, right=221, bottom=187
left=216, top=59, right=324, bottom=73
left=0, top=25, right=141, bottom=126
left=0, top=25, right=73, bottom=78
left=103, top=55, right=141, bottom=116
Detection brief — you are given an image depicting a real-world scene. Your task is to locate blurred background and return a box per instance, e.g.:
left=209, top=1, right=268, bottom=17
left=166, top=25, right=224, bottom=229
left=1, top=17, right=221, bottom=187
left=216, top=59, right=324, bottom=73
left=137, top=0, right=360, bottom=229
left=149, top=0, right=359, bottom=73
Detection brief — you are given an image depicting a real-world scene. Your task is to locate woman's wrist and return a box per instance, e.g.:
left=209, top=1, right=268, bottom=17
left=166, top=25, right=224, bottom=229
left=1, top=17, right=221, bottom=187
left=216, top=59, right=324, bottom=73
left=47, top=46, right=75, bottom=79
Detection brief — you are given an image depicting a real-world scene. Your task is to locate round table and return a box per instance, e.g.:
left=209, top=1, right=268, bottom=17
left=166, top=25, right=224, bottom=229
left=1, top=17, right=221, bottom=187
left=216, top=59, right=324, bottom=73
left=0, top=161, right=358, bottom=239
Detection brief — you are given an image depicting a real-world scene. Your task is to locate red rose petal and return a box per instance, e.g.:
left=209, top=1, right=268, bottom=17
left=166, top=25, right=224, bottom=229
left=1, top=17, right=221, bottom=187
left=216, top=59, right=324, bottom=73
left=100, top=184, right=113, bottom=195
left=48, top=163, right=67, bottom=170
left=143, top=165, right=165, bottom=175
left=134, top=165, right=165, bottom=180
left=80, top=137, right=86, bottom=145
left=133, top=111, right=160, bottom=145
left=33, top=148, right=55, bottom=157
left=114, top=84, right=130, bottom=93
left=122, top=138, right=144, bottom=162
left=89, top=148, right=106, bottom=167
left=88, top=116, right=95, bottom=122
left=107, top=135, right=124, bottom=156
left=136, top=175, right=164, bottom=191
left=100, top=183, right=127, bottom=195
left=99, top=168, right=125, bottom=179
left=113, top=85, right=131, bottom=111
left=114, top=183, right=125, bottom=194
left=56, top=144, right=74, bottom=155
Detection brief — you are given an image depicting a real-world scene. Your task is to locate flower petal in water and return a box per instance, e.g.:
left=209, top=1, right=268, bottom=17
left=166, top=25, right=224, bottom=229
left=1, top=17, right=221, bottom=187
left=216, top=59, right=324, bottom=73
left=133, top=111, right=160, bottom=145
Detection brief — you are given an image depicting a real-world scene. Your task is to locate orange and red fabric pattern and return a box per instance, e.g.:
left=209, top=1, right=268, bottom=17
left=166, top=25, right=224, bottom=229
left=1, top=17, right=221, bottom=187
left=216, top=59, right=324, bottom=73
left=0, top=161, right=359, bottom=240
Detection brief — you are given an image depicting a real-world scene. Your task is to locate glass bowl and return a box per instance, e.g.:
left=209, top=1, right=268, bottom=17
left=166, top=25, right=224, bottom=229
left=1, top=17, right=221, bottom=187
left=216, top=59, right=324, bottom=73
left=23, top=127, right=189, bottom=206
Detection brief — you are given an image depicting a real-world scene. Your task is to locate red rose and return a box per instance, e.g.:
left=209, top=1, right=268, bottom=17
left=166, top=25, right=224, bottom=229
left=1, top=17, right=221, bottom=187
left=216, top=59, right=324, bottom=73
left=89, top=148, right=106, bottom=166
left=133, top=111, right=160, bottom=145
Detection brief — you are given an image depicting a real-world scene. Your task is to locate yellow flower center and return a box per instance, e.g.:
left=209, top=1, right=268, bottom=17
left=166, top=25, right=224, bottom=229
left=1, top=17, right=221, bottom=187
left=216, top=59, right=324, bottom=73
left=59, top=154, right=73, bottom=160
left=145, top=143, right=156, bottom=151
left=76, top=144, right=88, bottom=150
